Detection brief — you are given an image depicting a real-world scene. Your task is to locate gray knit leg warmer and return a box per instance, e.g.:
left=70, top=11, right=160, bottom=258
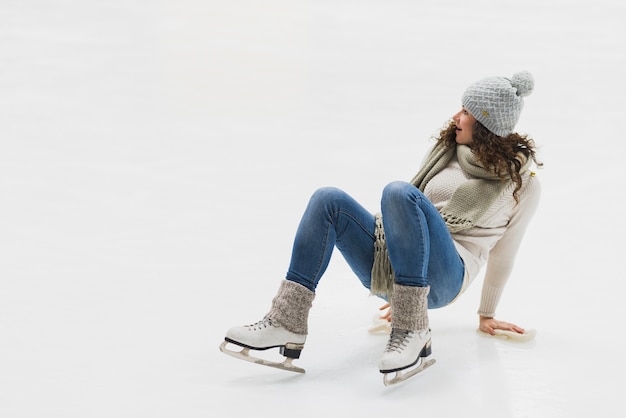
left=390, top=284, right=429, bottom=331
left=267, top=280, right=315, bottom=335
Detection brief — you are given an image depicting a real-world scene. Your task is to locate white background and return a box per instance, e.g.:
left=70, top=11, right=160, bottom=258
left=1, top=1, right=624, bottom=417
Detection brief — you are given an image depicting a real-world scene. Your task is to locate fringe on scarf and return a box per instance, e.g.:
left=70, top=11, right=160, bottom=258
left=370, top=213, right=395, bottom=299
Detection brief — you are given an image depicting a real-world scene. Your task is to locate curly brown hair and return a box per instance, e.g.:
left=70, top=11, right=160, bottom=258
left=435, top=120, right=542, bottom=202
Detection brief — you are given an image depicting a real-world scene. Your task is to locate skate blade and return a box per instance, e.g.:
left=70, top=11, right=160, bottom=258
left=219, top=340, right=305, bottom=373
left=368, top=323, right=392, bottom=335
left=368, top=314, right=391, bottom=335
left=382, top=357, right=436, bottom=386
left=477, top=328, right=537, bottom=342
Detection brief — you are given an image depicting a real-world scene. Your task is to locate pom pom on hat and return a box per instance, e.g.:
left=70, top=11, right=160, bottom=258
left=511, top=71, right=534, bottom=97
left=462, top=71, right=534, bottom=137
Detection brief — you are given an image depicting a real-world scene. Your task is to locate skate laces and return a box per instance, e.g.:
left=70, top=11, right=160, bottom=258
left=385, top=329, right=414, bottom=353
left=245, top=316, right=276, bottom=331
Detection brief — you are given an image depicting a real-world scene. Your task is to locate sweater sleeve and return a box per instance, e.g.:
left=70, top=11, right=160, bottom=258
left=477, top=174, right=541, bottom=317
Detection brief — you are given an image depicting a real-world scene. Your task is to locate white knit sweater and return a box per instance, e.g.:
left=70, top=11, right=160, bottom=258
left=423, top=154, right=541, bottom=317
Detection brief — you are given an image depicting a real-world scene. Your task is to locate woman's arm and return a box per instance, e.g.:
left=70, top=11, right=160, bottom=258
left=478, top=175, right=541, bottom=329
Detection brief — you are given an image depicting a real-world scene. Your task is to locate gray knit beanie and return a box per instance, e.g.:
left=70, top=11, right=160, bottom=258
left=461, top=71, right=534, bottom=137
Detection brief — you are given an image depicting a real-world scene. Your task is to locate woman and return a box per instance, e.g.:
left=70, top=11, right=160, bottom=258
left=220, top=71, right=542, bottom=385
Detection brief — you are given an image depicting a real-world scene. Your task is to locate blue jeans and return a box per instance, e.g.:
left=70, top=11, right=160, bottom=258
left=285, top=181, right=465, bottom=309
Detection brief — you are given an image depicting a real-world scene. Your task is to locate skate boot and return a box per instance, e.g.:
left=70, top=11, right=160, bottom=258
left=379, top=284, right=435, bottom=385
left=220, top=280, right=315, bottom=373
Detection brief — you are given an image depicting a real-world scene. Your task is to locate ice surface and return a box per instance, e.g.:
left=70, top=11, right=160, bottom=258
left=1, top=1, right=624, bottom=417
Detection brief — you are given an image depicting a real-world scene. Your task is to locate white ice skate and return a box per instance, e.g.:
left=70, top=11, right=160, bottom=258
left=368, top=313, right=392, bottom=335
left=379, top=328, right=436, bottom=386
left=219, top=316, right=307, bottom=373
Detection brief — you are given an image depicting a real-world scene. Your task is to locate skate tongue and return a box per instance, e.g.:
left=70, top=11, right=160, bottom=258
left=385, top=329, right=413, bottom=352
left=247, top=317, right=274, bottom=330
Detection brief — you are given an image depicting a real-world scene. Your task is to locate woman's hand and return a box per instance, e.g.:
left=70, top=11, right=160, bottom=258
left=479, top=315, right=526, bottom=336
left=378, top=302, right=391, bottom=322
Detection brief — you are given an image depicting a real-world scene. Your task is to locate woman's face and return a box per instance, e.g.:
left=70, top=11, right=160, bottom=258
left=452, top=107, right=476, bottom=145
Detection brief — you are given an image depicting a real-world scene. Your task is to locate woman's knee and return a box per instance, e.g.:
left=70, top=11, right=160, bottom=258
left=382, top=181, right=413, bottom=203
left=308, top=186, right=347, bottom=210
left=311, top=186, right=344, bottom=201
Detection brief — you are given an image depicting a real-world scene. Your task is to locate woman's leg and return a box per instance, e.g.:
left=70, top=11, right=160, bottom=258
left=222, top=187, right=376, bottom=367
left=378, top=181, right=464, bottom=379
left=286, top=186, right=376, bottom=291
left=380, top=181, right=464, bottom=308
